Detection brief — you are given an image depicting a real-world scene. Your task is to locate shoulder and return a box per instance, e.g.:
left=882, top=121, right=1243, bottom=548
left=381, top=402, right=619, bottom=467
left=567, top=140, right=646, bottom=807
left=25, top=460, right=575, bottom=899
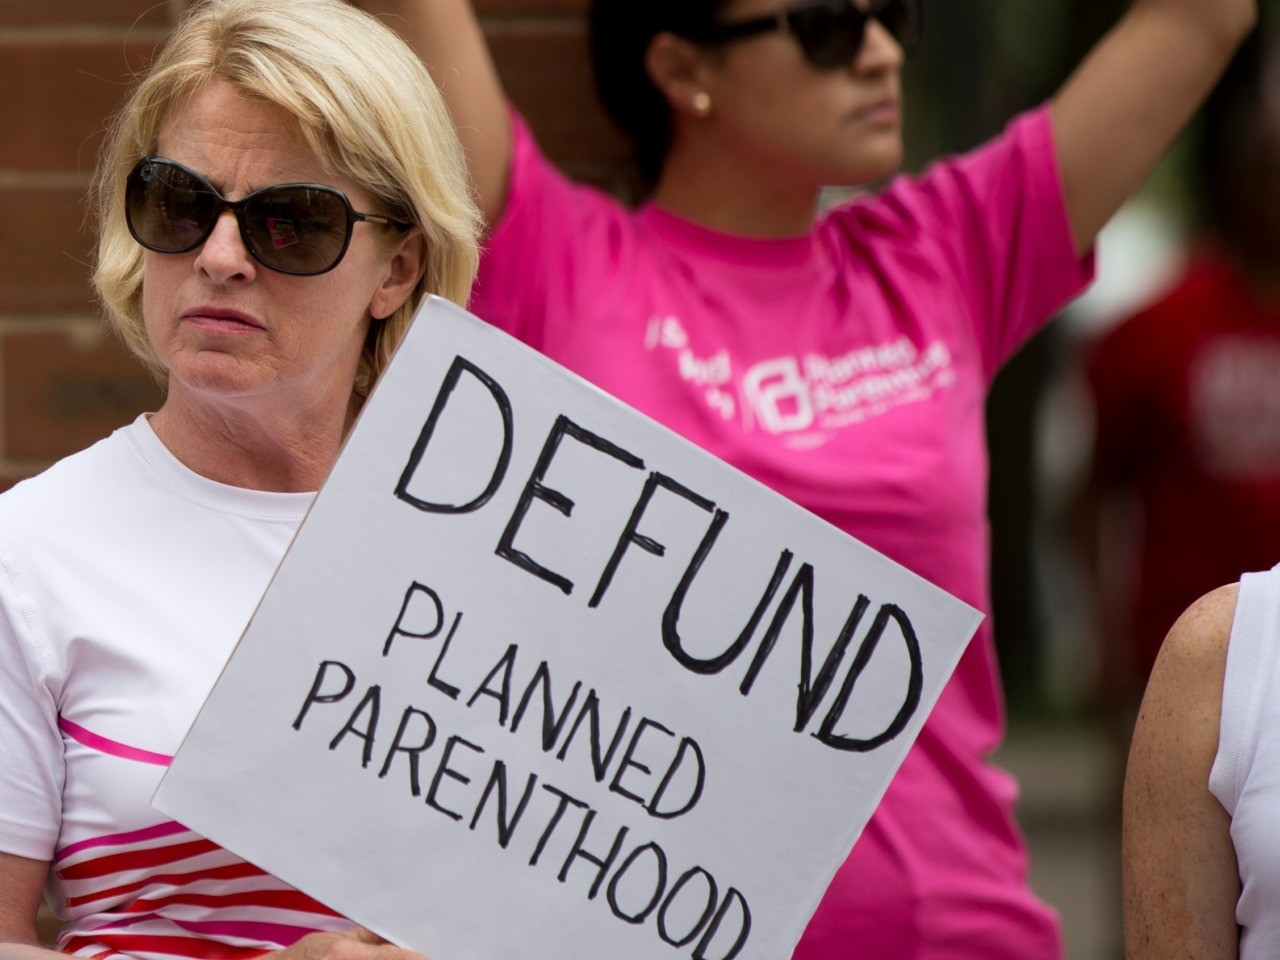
left=1152, top=583, right=1237, bottom=695
left=499, top=108, right=630, bottom=231
left=1124, top=581, right=1244, bottom=959
left=1171, top=582, right=1239, bottom=645
left=0, top=430, right=131, bottom=516
left=1127, top=583, right=1238, bottom=810
left=1130, top=583, right=1237, bottom=767
left=0, top=428, right=139, bottom=566
left=475, top=110, right=638, bottom=330
left=820, top=106, right=1070, bottom=259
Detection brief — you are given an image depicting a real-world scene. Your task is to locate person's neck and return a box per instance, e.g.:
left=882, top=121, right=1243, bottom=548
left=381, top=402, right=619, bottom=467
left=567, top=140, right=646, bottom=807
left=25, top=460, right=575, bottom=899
left=149, top=390, right=356, bottom=493
left=650, top=145, right=822, bottom=239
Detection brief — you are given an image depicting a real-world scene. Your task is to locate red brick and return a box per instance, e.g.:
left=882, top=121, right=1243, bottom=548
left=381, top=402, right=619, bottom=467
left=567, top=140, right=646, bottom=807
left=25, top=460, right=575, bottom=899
left=489, top=22, right=628, bottom=166
left=476, top=0, right=586, bottom=14
left=0, top=1, right=173, bottom=27
left=0, top=40, right=165, bottom=173
left=3, top=328, right=163, bottom=463
left=0, top=186, right=98, bottom=314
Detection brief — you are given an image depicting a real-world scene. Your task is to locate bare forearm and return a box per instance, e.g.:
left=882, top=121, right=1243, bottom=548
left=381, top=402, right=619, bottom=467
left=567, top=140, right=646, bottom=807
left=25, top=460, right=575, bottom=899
left=1132, top=0, right=1257, bottom=46
left=1051, top=0, right=1256, bottom=253
left=353, top=0, right=512, bottom=224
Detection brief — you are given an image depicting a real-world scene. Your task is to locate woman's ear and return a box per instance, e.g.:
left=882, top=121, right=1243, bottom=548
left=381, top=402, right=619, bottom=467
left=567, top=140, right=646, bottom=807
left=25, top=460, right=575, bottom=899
left=369, top=228, right=427, bottom=321
left=645, top=31, right=716, bottom=119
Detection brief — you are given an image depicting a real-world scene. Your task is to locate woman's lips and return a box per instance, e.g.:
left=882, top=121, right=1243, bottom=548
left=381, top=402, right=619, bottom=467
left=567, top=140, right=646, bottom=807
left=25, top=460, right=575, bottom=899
left=855, top=97, right=901, bottom=126
left=182, top=307, right=265, bottom=332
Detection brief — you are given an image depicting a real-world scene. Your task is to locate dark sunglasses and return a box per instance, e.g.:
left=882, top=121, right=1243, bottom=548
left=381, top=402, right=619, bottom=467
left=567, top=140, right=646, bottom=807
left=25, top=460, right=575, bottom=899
left=125, top=156, right=413, bottom=277
left=683, top=0, right=922, bottom=70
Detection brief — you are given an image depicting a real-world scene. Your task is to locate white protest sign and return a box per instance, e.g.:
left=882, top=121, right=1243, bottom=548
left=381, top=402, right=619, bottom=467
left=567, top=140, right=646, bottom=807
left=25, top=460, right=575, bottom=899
left=154, top=296, right=982, bottom=960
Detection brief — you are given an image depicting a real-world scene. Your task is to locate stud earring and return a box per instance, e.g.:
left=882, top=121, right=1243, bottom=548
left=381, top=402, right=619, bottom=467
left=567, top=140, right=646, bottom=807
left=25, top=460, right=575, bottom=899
left=692, top=91, right=712, bottom=117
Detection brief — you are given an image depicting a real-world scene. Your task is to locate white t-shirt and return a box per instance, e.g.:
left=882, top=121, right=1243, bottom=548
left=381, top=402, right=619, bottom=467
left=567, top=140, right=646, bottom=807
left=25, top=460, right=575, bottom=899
left=0, top=416, right=352, bottom=959
left=1210, top=563, right=1280, bottom=958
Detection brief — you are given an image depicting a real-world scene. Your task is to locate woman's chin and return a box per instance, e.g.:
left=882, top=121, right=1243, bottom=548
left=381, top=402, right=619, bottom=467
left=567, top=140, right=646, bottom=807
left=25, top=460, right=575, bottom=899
left=166, top=356, right=274, bottom=409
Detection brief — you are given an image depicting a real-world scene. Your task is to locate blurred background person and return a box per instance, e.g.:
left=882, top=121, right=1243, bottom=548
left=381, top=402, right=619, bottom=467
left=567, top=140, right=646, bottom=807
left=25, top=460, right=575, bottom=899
left=1078, top=17, right=1280, bottom=748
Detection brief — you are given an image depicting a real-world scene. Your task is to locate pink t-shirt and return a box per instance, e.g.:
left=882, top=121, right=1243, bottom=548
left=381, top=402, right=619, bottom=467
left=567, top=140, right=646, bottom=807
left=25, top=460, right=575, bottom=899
left=470, top=108, right=1093, bottom=959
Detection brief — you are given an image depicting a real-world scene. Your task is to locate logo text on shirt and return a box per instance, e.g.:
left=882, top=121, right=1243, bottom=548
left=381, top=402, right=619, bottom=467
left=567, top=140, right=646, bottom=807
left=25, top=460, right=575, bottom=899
left=646, top=316, right=955, bottom=444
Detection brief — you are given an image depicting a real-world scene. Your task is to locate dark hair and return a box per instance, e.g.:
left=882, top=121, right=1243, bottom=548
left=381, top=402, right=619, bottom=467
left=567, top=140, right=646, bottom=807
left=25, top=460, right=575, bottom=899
left=588, top=0, right=732, bottom=186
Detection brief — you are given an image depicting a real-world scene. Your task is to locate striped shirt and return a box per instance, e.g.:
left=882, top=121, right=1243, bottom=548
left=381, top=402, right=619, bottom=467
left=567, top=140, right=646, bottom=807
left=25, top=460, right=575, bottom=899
left=0, top=419, right=352, bottom=959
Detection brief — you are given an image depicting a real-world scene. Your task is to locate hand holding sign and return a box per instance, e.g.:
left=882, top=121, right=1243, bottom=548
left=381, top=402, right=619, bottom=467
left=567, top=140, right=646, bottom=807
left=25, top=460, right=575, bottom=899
left=281, top=928, right=428, bottom=960
left=154, top=297, right=981, bottom=960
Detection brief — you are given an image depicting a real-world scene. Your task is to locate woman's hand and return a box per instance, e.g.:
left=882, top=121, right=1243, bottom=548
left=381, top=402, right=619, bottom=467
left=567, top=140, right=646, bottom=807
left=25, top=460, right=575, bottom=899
left=277, top=927, right=430, bottom=960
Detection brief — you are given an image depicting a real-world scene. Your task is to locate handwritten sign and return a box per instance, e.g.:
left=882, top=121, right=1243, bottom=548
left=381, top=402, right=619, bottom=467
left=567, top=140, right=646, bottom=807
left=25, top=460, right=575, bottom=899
left=154, top=296, right=981, bottom=960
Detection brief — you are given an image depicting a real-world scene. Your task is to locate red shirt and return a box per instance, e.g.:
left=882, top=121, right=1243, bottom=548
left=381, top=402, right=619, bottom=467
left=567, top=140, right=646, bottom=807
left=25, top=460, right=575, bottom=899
left=1088, top=248, right=1280, bottom=673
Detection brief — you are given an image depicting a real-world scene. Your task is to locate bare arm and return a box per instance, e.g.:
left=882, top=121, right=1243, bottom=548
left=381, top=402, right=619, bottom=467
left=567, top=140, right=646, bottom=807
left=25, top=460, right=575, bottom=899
left=353, top=0, right=512, bottom=225
left=1122, top=583, right=1241, bottom=959
left=1051, top=0, right=1256, bottom=255
left=0, top=852, right=56, bottom=960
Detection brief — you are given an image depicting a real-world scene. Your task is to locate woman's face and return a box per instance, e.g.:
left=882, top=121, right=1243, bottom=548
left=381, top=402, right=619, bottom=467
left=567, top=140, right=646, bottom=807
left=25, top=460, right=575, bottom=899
left=691, top=0, right=906, bottom=188
left=141, top=80, right=409, bottom=423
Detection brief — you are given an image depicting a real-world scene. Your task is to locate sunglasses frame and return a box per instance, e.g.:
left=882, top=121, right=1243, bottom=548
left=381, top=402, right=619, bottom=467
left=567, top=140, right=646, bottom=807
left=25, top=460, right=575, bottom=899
left=683, top=0, right=923, bottom=70
left=125, top=156, right=413, bottom=277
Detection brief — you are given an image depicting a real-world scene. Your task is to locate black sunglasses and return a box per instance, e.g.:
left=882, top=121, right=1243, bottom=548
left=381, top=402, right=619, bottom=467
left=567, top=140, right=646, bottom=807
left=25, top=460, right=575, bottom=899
left=683, top=0, right=922, bottom=70
left=125, top=156, right=413, bottom=277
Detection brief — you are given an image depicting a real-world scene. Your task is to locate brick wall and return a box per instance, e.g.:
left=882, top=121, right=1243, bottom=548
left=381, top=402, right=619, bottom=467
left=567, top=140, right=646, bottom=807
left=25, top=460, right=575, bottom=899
left=0, top=0, right=626, bottom=493
left=0, top=1, right=175, bottom=492
left=0, top=0, right=621, bottom=944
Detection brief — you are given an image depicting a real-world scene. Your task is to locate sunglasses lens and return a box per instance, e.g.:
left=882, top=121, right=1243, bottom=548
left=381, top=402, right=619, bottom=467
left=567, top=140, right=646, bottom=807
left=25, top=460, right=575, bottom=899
left=242, top=187, right=351, bottom=275
left=125, top=160, right=355, bottom=275
left=126, top=160, right=218, bottom=253
left=790, top=0, right=921, bottom=69
left=791, top=4, right=864, bottom=69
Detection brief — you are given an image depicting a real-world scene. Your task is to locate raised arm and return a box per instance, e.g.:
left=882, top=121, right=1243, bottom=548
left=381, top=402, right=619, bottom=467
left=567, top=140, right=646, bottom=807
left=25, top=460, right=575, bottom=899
left=353, top=0, right=512, bottom=225
left=1122, top=584, right=1241, bottom=960
left=1051, top=0, right=1256, bottom=255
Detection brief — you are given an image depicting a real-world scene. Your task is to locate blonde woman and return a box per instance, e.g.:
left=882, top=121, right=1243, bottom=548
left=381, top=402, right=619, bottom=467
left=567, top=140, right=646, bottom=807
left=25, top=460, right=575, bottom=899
left=0, top=2, right=479, bottom=959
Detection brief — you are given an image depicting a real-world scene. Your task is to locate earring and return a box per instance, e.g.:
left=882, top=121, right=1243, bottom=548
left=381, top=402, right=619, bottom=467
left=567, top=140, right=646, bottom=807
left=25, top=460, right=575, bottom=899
left=692, top=91, right=712, bottom=117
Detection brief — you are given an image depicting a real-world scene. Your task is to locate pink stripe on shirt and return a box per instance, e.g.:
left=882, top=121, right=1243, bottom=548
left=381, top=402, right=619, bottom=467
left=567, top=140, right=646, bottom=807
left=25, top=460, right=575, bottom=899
left=83, top=913, right=316, bottom=948
left=57, top=821, right=190, bottom=864
left=59, top=717, right=173, bottom=767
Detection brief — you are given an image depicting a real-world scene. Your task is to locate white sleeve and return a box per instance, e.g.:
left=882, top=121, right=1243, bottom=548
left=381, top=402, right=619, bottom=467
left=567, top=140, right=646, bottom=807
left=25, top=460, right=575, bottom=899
left=0, top=550, right=65, bottom=861
left=1209, top=566, right=1280, bottom=816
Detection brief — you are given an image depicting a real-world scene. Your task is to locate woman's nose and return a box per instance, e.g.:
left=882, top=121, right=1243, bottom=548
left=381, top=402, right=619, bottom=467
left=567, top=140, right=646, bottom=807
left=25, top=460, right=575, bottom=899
left=854, top=18, right=906, bottom=74
left=193, top=209, right=257, bottom=281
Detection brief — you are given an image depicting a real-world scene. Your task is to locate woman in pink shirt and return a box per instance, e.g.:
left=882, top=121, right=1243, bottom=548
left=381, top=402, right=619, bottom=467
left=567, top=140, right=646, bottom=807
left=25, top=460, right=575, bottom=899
left=360, top=1, right=1252, bottom=956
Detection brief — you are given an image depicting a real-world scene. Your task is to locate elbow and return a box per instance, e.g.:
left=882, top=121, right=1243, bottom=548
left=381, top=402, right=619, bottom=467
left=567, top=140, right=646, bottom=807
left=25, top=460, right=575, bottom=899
left=1173, top=0, right=1260, bottom=57
left=1222, top=0, right=1259, bottom=51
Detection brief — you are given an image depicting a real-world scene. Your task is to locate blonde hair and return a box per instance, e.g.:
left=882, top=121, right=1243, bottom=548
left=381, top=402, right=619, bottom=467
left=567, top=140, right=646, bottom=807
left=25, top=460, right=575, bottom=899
left=93, top=0, right=481, bottom=399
